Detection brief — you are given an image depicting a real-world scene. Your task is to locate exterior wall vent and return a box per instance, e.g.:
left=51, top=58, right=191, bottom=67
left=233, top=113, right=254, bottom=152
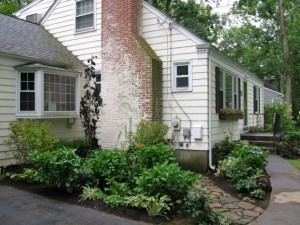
left=26, top=13, right=42, bottom=23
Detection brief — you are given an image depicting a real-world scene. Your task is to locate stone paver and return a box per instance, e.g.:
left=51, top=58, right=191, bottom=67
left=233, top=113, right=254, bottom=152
left=198, top=177, right=265, bottom=224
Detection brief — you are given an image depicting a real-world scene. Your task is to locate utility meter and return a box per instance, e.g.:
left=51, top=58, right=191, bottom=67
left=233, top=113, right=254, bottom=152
left=171, top=118, right=180, bottom=130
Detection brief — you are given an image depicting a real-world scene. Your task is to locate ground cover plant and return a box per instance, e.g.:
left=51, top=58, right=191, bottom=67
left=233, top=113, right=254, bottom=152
left=215, top=139, right=271, bottom=199
left=277, top=131, right=300, bottom=158
left=4, top=119, right=236, bottom=224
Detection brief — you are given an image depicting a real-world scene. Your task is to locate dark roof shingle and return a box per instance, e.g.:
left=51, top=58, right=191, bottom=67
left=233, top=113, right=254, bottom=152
left=0, top=13, right=84, bottom=69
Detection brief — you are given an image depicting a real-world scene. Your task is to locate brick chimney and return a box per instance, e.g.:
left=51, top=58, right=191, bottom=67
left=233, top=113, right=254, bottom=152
left=100, top=0, right=162, bottom=148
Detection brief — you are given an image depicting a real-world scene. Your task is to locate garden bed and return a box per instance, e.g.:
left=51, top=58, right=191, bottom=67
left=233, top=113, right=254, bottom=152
left=0, top=164, right=271, bottom=225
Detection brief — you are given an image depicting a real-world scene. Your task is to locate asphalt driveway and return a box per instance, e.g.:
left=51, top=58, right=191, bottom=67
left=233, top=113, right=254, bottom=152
left=0, top=185, right=150, bottom=225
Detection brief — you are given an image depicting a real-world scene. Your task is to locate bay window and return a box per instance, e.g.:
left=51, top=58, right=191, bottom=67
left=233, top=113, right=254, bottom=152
left=16, top=65, right=80, bottom=118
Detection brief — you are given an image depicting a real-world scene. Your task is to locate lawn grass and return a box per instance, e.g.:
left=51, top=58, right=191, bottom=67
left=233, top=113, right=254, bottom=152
left=288, top=159, right=300, bottom=170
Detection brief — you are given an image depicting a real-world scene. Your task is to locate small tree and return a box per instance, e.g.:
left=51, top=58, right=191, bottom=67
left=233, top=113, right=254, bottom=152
left=80, top=57, right=103, bottom=149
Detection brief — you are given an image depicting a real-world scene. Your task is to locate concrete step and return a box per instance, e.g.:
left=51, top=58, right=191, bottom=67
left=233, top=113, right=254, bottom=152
left=241, top=133, right=274, bottom=141
left=248, top=140, right=274, bottom=148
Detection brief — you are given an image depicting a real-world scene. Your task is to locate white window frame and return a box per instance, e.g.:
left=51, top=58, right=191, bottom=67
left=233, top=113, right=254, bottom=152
left=218, top=68, right=241, bottom=110
left=172, top=61, right=192, bottom=92
left=75, top=0, right=96, bottom=33
left=16, top=66, right=80, bottom=119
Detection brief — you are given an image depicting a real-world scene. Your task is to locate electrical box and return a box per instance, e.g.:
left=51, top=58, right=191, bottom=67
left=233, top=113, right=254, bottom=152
left=183, top=128, right=191, bottom=138
left=192, top=126, right=202, bottom=140
left=171, top=118, right=181, bottom=131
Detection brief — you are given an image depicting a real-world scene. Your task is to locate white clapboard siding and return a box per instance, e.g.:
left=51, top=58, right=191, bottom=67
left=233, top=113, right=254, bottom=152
left=142, top=6, right=209, bottom=151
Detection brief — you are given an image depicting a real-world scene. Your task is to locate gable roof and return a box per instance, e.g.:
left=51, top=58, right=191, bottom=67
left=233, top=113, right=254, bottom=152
left=0, top=13, right=84, bottom=69
left=13, top=0, right=44, bottom=17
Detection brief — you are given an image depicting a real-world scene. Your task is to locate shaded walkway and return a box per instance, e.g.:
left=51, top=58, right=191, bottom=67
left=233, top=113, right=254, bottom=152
left=250, top=155, right=300, bottom=225
left=0, top=186, right=150, bottom=225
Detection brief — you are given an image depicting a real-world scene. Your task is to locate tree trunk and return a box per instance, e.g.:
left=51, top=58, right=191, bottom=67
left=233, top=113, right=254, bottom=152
left=279, top=0, right=292, bottom=105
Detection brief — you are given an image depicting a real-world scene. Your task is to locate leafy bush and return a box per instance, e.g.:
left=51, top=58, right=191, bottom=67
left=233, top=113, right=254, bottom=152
left=55, top=138, right=92, bottom=157
left=277, top=131, right=300, bottom=158
left=135, top=144, right=177, bottom=168
left=264, top=102, right=295, bottom=132
left=213, top=137, right=238, bottom=164
left=28, top=148, right=92, bottom=193
left=4, top=120, right=58, bottom=162
left=85, top=149, right=128, bottom=183
left=215, top=142, right=269, bottom=198
left=134, top=120, right=169, bottom=145
left=250, top=188, right=265, bottom=199
left=103, top=194, right=125, bottom=208
left=184, top=186, right=234, bottom=225
left=10, top=168, right=41, bottom=183
left=125, top=194, right=172, bottom=218
left=231, top=144, right=268, bottom=170
left=135, top=163, right=200, bottom=202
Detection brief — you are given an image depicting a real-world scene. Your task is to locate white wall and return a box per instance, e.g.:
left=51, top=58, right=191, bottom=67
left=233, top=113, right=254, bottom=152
left=142, top=6, right=209, bottom=151
left=0, top=65, right=17, bottom=166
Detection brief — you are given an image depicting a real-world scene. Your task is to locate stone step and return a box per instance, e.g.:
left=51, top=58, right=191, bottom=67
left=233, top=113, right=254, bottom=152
left=241, top=133, right=274, bottom=141
left=248, top=140, right=275, bottom=148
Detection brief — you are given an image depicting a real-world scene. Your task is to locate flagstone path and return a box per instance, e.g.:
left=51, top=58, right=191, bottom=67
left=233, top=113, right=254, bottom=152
left=198, top=177, right=265, bottom=225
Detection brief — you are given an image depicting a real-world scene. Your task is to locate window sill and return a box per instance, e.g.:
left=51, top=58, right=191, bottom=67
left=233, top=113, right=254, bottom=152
left=172, top=88, right=193, bottom=93
left=16, top=112, right=79, bottom=119
left=75, top=27, right=96, bottom=34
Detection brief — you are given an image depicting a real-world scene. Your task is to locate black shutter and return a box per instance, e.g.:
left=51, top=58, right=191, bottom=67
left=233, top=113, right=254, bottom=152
left=254, top=86, right=257, bottom=113
left=215, top=67, right=221, bottom=113
left=238, top=78, right=241, bottom=110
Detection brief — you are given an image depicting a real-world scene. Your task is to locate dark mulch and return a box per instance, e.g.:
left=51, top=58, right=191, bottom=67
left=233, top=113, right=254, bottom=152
left=0, top=165, right=192, bottom=225
left=0, top=165, right=271, bottom=224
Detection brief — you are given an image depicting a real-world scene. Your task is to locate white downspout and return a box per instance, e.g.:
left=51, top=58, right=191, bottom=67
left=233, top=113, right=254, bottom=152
left=208, top=49, right=215, bottom=170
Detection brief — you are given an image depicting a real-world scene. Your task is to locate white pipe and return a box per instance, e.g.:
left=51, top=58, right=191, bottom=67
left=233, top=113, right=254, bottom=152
left=208, top=48, right=215, bottom=170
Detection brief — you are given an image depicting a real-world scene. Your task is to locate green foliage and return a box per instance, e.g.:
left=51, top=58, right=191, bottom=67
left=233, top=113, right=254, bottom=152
left=0, top=0, right=33, bottom=15
left=264, top=103, right=295, bottom=132
left=135, top=144, right=177, bottom=168
left=277, top=131, right=300, bottom=158
left=135, top=163, right=200, bottom=201
left=10, top=168, right=41, bottom=183
left=103, top=194, right=125, bottom=208
left=104, top=179, right=131, bottom=196
left=79, top=186, right=105, bottom=201
left=4, top=120, right=58, bottom=162
left=55, top=138, right=92, bottom=157
left=250, top=188, right=265, bottom=199
left=134, top=120, right=168, bottom=145
left=0, top=167, right=7, bottom=181
left=146, top=0, right=224, bottom=43
left=184, top=185, right=234, bottom=225
left=85, top=149, right=128, bottom=183
left=28, top=148, right=92, bottom=193
left=213, top=136, right=237, bottom=164
left=215, top=140, right=269, bottom=198
left=124, top=194, right=171, bottom=218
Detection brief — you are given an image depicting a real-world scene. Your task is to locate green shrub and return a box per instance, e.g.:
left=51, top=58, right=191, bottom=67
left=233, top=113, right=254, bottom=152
left=213, top=136, right=237, bottom=164
left=277, top=131, right=300, bottom=158
left=103, top=194, right=125, bottom=208
left=55, top=138, right=92, bottom=157
left=134, top=120, right=169, bottom=145
left=125, top=194, right=171, bottom=218
left=135, top=144, right=177, bottom=168
left=4, top=120, right=58, bottom=162
left=231, top=144, right=268, bottom=170
left=86, top=149, right=128, bottom=183
left=135, top=163, right=200, bottom=202
left=28, top=148, right=92, bottom=193
left=250, top=188, right=265, bottom=199
left=10, top=168, right=41, bottom=183
left=183, top=186, right=234, bottom=225
left=264, top=102, right=295, bottom=132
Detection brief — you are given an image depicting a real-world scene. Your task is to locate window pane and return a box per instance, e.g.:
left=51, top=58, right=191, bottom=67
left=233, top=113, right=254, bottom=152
left=177, top=77, right=189, bottom=88
left=21, top=82, right=27, bottom=90
left=20, top=92, right=35, bottom=111
left=76, top=14, right=94, bottom=30
left=28, top=73, right=34, bottom=81
left=28, top=82, right=34, bottom=90
left=44, top=74, right=76, bottom=112
left=76, top=0, right=93, bottom=16
left=225, top=73, right=232, bottom=108
left=21, top=73, right=27, bottom=81
left=177, top=65, right=188, bottom=76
